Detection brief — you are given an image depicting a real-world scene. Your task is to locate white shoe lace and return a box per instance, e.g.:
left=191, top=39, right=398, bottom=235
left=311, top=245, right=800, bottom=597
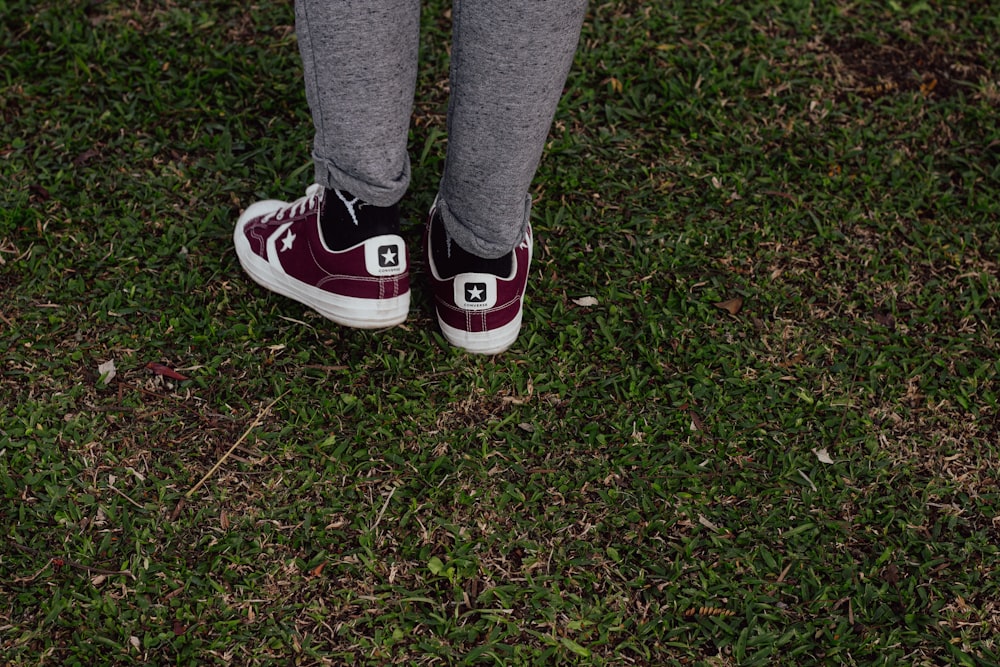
left=263, top=184, right=323, bottom=223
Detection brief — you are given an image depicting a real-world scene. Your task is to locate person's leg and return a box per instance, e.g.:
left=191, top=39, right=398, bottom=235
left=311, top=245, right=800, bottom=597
left=233, top=0, right=420, bottom=329
left=436, top=0, right=587, bottom=259
left=296, top=0, right=421, bottom=207
left=424, top=0, right=586, bottom=353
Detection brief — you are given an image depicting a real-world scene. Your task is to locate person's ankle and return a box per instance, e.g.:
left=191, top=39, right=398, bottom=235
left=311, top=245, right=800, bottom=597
left=430, top=211, right=512, bottom=280
left=320, top=188, right=400, bottom=251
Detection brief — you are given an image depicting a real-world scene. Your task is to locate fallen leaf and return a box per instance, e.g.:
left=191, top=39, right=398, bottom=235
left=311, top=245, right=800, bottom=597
left=687, top=409, right=704, bottom=432
left=29, top=184, right=51, bottom=201
left=698, top=515, right=720, bottom=532
left=74, top=148, right=101, bottom=166
left=146, top=362, right=188, bottom=381
left=779, top=352, right=806, bottom=368
left=714, top=297, right=744, bottom=315
left=572, top=296, right=599, bottom=307
left=309, top=562, right=326, bottom=577
left=169, top=498, right=186, bottom=522
left=812, top=448, right=834, bottom=464
left=97, top=359, right=117, bottom=384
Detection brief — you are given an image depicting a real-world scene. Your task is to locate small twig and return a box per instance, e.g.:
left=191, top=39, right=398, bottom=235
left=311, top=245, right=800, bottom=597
left=8, top=541, right=134, bottom=580
left=277, top=315, right=316, bottom=332
left=13, top=559, right=54, bottom=584
left=372, top=486, right=398, bottom=536
left=115, top=382, right=238, bottom=423
left=833, top=368, right=860, bottom=448
left=301, top=364, right=349, bottom=372
left=184, top=391, right=288, bottom=500
left=108, top=483, right=145, bottom=509
left=761, top=190, right=799, bottom=203
left=798, top=469, right=818, bottom=492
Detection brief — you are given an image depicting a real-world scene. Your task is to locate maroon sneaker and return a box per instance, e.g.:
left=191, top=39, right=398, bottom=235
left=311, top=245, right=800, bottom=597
left=423, top=204, right=532, bottom=354
left=234, top=184, right=409, bottom=328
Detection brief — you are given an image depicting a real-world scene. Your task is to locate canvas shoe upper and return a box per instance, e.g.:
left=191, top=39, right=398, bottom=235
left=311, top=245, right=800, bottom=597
left=234, top=184, right=409, bottom=328
left=423, top=205, right=532, bottom=354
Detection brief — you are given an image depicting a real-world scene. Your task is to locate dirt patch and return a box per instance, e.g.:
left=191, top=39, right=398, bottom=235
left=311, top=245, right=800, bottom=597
left=434, top=391, right=514, bottom=432
left=829, top=37, right=985, bottom=100
left=0, top=266, right=20, bottom=296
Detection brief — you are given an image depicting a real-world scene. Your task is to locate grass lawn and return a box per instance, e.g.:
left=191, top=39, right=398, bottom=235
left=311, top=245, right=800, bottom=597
left=2, top=0, right=999, bottom=664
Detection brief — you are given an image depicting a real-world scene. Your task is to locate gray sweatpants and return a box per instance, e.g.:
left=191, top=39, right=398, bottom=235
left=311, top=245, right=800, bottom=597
left=294, top=0, right=587, bottom=258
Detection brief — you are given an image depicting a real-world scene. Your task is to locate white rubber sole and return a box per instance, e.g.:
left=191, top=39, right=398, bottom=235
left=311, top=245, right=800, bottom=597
left=437, top=309, right=523, bottom=355
left=234, top=213, right=409, bottom=330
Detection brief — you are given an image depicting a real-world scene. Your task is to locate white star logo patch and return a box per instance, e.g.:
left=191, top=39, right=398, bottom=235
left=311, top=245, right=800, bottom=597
left=280, top=230, right=296, bottom=252
left=365, top=242, right=405, bottom=276
left=455, top=278, right=495, bottom=309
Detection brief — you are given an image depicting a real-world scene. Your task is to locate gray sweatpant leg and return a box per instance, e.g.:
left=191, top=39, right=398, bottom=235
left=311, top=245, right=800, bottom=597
left=295, top=0, right=420, bottom=207
left=437, top=0, right=587, bottom=258
left=294, top=0, right=587, bottom=255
